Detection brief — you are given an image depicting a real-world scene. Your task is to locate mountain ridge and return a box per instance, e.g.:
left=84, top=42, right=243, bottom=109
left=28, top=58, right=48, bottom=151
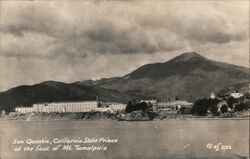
left=76, top=52, right=249, bottom=101
left=0, top=52, right=249, bottom=112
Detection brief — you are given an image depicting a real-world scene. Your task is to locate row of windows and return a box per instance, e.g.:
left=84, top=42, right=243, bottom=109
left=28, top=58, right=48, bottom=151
left=34, top=105, right=97, bottom=113
left=34, top=102, right=98, bottom=107
left=49, top=103, right=97, bottom=107
left=109, top=105, right=126, bottom=109
left=15, top=108, right=33, bottom=113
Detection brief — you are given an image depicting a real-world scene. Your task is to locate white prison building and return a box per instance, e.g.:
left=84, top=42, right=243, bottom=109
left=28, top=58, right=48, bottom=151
left=109, top=103, right=126, bottom=110
left=158, top=100, right=193, bottom=110
left=33, top=101, right=98, bottom=113
left=15, top=107, right=34, bottom=114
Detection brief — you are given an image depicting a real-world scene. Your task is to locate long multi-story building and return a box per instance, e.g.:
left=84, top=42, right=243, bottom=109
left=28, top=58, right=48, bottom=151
left=33, top=101, right=98, bottom=113
left=15, top=107, right=34, bottom=114
left=157, top=100, right=193, bottom=110
left=15, top=101, right=99, bottom=113
left=101, top=102, right=126, bottom=111
left=15, top=99, right=193, bottom=114
left=109, top=103, right=126, bottom=111
left=139, top=99, right=193, bottom=111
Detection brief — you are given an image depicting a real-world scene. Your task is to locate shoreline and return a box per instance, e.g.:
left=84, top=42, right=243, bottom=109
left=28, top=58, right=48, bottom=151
left=0, top=110, right=249, bottom=122
left=1, top=116, right=249, bottom=122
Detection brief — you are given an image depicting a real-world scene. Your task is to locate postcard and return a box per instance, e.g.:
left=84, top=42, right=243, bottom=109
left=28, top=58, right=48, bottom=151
left=0, top=1, right=249, bottom=159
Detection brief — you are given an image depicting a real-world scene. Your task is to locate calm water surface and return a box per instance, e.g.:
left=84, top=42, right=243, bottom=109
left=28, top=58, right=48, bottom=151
left=0, top=119, right=249, bottom=159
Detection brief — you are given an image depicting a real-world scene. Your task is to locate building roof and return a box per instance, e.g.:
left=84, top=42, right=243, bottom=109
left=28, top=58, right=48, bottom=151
left=158, top=100, right=193, bottom=105
left=34, top=100, right=98, bottom=105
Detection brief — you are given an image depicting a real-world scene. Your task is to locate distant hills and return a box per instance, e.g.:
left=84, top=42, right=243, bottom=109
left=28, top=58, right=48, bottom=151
left=77, top=52, right=249, bottom=100
left=0, top=81, right=131, bottom=112
left=0, top=52, right=249, bottom=112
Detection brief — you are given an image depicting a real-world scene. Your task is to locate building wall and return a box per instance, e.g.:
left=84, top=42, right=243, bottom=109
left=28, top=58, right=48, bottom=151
left=158, top=100, right=193, bottom=110
left=33, top=101, right=98, bottom=113
left=15, top=107, right=34, bottom=113
left=140, top=100, right=158, bottom=111
left=95, top=107, right=113, bottom=112
left=109, top=103, right=126, bottom=110
left=230, top=93, right=244, bottom=99
left=102, top=102, right=126, bottom=111
left=33, top=103, right=47, bottom=113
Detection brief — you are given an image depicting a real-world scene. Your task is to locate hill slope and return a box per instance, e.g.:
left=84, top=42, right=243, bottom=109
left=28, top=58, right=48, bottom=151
left=82, top=52, right=249, bottom=101
left=0, top=81, right=130, bottom=112
left=0, top=52, right=249, bottom=112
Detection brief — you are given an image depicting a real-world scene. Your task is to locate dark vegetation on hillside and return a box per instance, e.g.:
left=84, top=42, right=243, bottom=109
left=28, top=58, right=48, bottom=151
left=0, top=52, right=249, bottom=112
left=124, top=100, right=157, bottom=120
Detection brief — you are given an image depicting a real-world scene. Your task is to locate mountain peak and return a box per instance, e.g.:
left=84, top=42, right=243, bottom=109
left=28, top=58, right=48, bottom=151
left=173, top=52, right=205, bottom=62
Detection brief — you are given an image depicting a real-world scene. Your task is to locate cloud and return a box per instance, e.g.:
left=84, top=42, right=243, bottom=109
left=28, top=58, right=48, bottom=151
left=1, top=1, right=248, bottom=58
left=0, top=1, right=249, bottom=91
left=180, top=11, right=248, bottom=44
left=0, top=31, right=57, bottom=58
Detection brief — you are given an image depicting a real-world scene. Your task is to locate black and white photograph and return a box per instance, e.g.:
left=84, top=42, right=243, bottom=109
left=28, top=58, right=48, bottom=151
left=0, top=0, right=249, bottom=159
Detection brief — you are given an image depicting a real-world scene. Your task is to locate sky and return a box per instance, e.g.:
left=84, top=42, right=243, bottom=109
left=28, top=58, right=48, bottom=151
left=0, top=0, right=249, bottom=91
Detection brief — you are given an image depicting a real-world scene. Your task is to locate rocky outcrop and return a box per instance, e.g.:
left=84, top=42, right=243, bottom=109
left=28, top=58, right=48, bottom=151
left=124, top=110, right=155, bottom=121
left=0, top=112, right=117, bottom=121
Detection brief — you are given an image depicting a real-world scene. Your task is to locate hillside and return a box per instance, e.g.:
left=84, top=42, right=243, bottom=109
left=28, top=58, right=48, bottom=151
left=79, top=52, right=249, bottom=101
left=0, top=52, right=249, bottom=112
left=0, top=81, right=130, bottom=112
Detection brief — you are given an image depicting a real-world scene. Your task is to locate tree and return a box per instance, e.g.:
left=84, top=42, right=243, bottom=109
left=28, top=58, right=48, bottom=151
left=245, top=93, right=250, bottom=99
left=125, top=101, right=148, bottom=113
left=125, top=101, right=132, bottom=113
left=220, top=104, right=228, bottom=114
left=132, top=99, right=137, bottom=105
left=148, top=102, right=153, bottom=111
left=209, top=98, right=220, bottom=116
left=192, top=98, right=210, bottom=116
left=179, top=106, right=187, bottom=114
left=245, top=100, right=250, bottom=109
left=192, top=98, right=220, bottom=116
left=175, top=105, right=178, bottom=111
left=235, top=102, right=245, bottom=111
left=210, top=104, right=219, bottom=116
left=97, top=102, right=102, bottom=108
left=227, top=97, right=238, bottom=109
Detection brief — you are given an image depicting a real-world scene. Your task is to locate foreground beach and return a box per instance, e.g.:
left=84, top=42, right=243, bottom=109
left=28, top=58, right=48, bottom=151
left=0, top=120, right=249, bottom=159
